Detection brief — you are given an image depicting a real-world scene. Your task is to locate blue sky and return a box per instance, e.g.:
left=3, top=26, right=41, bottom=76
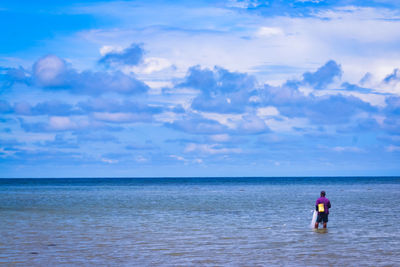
left=1, top=0, right=400, bottom=177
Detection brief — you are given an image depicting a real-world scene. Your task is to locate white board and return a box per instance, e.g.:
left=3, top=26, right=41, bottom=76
left=310, top=210, right=317, bottom=228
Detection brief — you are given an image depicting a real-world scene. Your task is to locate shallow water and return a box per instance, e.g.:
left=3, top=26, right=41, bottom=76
left=1, top=177, right=399, bottom=266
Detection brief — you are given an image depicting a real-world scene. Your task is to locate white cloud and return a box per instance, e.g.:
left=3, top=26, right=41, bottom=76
left=264, top=117, right=310, bottom=133
left=200, top=112, right=243, bottom=129
left=210, top=134, right=231, bottom=142
left=238, top=115, right=268, bottom=133
left=256, top=27, right=284, bottom=38
left=332, top=146, right=364, bottom=153
left=49, top=116, right=77, bottom=131
left=169, top=155, right=203, bottom=164
left=93, top=112, right=151, bottom=123
left=126, top=57, right=173, bottom=75
left=387, top=145, right=400, bottom=152
left=170, top=154, right=186, bottom=161
left=99, top=45, right=123, bottom=56
left=33, top=55, right=66, bottom=86
left=296, top=0, right=322, bottom=2
left=47, top=116, right=95, bottom=131
left=257, top=106, right=279, bottom=117
left=0, top=148, right=17, bottom=158
left=47, top=2, right=400, bottom=89
left=194, top=158, right=203, bottom=164
left=101, top=158, right=118, bottom=164
left=226, top=0, right=253, bottom=8
left=184, top=143, right=242, bottom=155
left=135, top=155, right=148, bottom=163
left=154, top=111, right=182, bottom=123
left=312, top=89, right=387, bottom=107
left=14, top=132, right=55, bottom=143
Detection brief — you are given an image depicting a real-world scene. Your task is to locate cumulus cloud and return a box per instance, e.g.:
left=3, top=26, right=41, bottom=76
left=166, top=114, right=229, bottom=135
left=257, top=106, right=279, bottom=117
left=237, top=114, right=270, bottom=134
left=161, top=60, right=383, bottom=141
left=11, top=100, right=78, bottom=116
left=180, top=65, right=256, bottom=94
left=78, top=98, right=162, bottom=114
left=3, top=53, right=400, bottom=175
left=178, top=65, right=256, bottom=113
left=302, top=60, right=342, bottom=89
left=19, top=116, right=85, bottom=132
left=125, top=142, right=155, bottom=150
left=92, top=112, right=153, bottom=123
left=381, top=96, right=400, bottom=135
left=34, top=134, right=79, bottom=149
left=332, top=146, right=364, bottom=153
left=125, top=57, right=174, bottom=75
left=385, top=96, right=400, bottom=115
left=49, top=116, right=78, bottom=131
left=4, top=0, right=400, bottom=176
left=336, top=117, right=381, bottom=134
left=0, top=66, right=31, bottom=89
left=383, top=68, right=400, bottom=84
left=0, top=147, right=18, bottom=158
left=1, top=98, right=164, bottom=127
left=18, top=115, right=121, bottom=133
left=253, top=62, right=376, bottom=125
left=33, top=55, right=68, bottom=87
left=75, top=132, right=120, bottom=144
left=209, top=134, right=231, bottom=142
left=3, top=55, right=149, bottom=95
left=340, top=82, right=373, bottom=94
left=256, top=26, right=284, bottom=38
left=0, top=147, right=84, bottom=165
left=255, top=81, right=306, bottom=106
left=35, top=101, right=79, bottom=116
left=184, top=143, right=242, bottom=155
left=5, top=59, right=384, bottom=139
left=191, top=90, right=250, bottom=114
left=305, top=94, right=376, bottom=124
left=35, top=55, right=149, bottom=94
left=98, top=43, right=145, bottom=67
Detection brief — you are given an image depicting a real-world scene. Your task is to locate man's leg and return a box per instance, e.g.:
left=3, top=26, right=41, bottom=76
left=323, top=214, right=328, bottom=228
left=315, top=214, right=321, bottom=229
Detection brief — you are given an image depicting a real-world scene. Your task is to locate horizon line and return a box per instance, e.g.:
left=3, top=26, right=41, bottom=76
left=1, top=176, right=399, bottom=179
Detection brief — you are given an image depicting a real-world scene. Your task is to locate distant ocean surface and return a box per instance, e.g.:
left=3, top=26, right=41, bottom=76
left=1, top=177, right=399, bottom=266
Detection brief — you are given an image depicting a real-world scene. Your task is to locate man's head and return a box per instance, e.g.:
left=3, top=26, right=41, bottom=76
left=320, top=191, right=326, bottom=197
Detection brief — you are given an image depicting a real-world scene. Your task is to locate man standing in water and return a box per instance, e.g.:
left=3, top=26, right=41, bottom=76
left=315, top=191, right=331, bottom=229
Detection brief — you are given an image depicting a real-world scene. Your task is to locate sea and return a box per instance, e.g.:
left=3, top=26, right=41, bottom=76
left=0, top=177, right=399, bottom=266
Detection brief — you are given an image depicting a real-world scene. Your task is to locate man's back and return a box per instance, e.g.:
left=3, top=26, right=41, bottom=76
left=316, top=196, right=331, bottom=214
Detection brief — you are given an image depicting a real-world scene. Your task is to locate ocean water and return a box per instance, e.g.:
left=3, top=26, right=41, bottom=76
left=0, top=177, right=399, bottom=266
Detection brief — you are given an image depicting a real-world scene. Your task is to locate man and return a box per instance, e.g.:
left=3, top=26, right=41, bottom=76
left=315, top=190, right=331, bottom=229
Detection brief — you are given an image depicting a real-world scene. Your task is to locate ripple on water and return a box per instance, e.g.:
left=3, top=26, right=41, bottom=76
left=0, top=178, right=399, bottom=266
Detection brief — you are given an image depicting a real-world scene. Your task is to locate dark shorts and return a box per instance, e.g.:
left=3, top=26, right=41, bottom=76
left=317, top=213, right=329, bottom=223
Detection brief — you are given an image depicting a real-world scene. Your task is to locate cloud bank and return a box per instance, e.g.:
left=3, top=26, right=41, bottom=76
left=1, top=0, right=400, bottom=177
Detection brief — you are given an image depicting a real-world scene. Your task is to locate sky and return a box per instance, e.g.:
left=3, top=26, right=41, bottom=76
left=1, top=0, right=400, bottom=178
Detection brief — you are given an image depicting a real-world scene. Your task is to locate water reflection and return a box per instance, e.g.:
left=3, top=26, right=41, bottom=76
left=313, top=228, right=328, bottom=234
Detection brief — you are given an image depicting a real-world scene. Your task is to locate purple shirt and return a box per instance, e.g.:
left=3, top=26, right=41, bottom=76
left=316, top=197, right=331, bottom=214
